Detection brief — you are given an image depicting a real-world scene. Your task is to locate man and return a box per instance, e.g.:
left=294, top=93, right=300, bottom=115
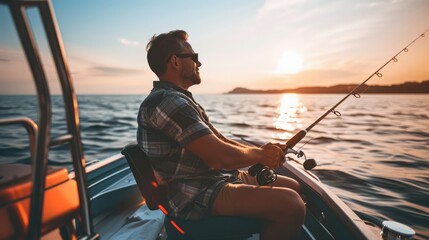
left=137, top=30, right=305, bottom=239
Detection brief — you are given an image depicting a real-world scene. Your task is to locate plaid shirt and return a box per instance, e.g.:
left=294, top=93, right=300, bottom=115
left=137, top=81, right=239, bottom=220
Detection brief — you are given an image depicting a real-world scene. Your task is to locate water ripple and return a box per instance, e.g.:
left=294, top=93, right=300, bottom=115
left=1, top=94, right=428, bottom=238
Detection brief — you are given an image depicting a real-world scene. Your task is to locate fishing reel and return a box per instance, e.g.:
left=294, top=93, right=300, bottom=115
left=286, top=148, right=317, bottom=170
left=294, top=149, right=317, bottom=171
left=248, top=148, right=317, bottom=186
left=248, top=164, right=277, bottom=185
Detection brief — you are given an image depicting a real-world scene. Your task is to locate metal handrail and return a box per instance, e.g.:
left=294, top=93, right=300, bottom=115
left=39, top=2, right=95, bottom=238
left=1, top=0, right=97, bottom=239
left=8, top=3, right=52, bottom=239
left=0, top=117, right=38, bottom=161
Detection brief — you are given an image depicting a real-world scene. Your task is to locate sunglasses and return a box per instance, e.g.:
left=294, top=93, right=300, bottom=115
left=175, top=53, right=199, bottom=63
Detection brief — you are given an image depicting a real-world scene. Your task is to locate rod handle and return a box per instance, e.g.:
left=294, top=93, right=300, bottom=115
left=248, top=130, right=307, bottom=176
left=285, top=129, right=307, bottom=149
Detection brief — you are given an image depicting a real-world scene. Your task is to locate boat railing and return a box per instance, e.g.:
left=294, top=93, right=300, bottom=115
left=0, top=117, right=38, bottom=160
left=1, top=0, right=97, bottom=239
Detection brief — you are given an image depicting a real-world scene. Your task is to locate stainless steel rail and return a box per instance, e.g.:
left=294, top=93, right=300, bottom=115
left=1, top=0, right=97, bottom=239
left=39, top=2, right=96, bottom=238
left=7, top=2, right=52, bottom=239
left=0, top=117, right=38, bottom=160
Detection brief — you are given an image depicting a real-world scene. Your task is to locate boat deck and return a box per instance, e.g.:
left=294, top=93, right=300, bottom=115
left=87, top=157, right=378, bottom=239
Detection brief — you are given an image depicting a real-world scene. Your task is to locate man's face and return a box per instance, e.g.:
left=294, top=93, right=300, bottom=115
left=179, top=44, right=202, bottom=86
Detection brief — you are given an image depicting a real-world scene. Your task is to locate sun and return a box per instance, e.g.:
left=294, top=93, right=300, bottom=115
left=274, top=51, right=304, bottom=74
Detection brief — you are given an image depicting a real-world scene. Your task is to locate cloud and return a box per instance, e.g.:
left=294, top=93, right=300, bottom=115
left=294, top=68, right=359, bottom=81
left=257, top=0, right=304, bottom=20
left=87, top=65, right=145, bottom=76
left=268, top=66, right=365, bottom=89
left=64, top=46, right=148, bottom=78
left=0, top=48, right=48, bottom=94
left=0, top=45, right=152, bottom=94
left=0, top=48, right=33, bottom=86
left=118, top=37, right=142, bottom=47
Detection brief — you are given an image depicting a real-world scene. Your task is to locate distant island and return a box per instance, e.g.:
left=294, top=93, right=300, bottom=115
left=226, top=80, right=429, bottom=94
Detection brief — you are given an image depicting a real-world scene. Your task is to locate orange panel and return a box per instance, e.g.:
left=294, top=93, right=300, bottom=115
left=0, top=164, right=69, bottom=205
left=0, top=164, right=80, bottom=239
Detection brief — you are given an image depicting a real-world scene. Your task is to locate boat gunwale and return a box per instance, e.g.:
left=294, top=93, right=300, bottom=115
left=279, top=161, right=379, bottom=239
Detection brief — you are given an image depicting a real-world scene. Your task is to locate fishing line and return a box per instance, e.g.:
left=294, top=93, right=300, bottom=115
left=306, top=29, right=428, bottom=133
left=249, top=29, right=428, bottom=182
left=297, top=137, right=314, bottom=152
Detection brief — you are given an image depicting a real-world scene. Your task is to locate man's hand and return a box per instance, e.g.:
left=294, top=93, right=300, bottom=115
left=186, top=134, right=288, bottom=169
left=259, top=143, right=286, bottom=168
left=273, top=142, right=287, bottom=150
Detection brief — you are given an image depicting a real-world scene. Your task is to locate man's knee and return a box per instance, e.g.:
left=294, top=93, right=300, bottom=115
left=289, top=192, right=305, bottom=224
left=272, top=189, right=306, bottom=223
left=270, top=176, right=301, bottom=193
left=290, top=179, right=301, bottom=193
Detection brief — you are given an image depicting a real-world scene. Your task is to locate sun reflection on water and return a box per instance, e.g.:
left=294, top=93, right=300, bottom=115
left=271, top=94, right=307, bottom=140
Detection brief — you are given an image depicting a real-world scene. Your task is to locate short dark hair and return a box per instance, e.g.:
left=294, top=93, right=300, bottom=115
left=146, top=30, right=189, bottom=76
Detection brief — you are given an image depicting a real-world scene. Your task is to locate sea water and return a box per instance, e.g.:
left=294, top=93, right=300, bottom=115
left=1, top=94, right=428, bottom=239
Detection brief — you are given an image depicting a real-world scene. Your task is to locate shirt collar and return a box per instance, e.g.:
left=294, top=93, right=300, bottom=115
left=153, top=81, right=193, bottom=98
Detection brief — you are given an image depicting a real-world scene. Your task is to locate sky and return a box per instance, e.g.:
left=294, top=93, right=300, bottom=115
left=0, top=0, right=428, bottom=94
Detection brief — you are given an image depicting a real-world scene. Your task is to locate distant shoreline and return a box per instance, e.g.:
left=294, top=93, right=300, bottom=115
left=226, top=80, right=429, bottom=94
left=1, top=80, right=428, bottom=95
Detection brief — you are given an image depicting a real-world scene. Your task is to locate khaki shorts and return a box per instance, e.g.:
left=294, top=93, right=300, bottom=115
left=212, top=171, right=258, bottom=215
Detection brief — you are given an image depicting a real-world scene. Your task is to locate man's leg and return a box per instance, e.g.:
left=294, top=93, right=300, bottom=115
left=212, top=183, right=305, bottom=240
left=238, top=171, right=301, bottom=192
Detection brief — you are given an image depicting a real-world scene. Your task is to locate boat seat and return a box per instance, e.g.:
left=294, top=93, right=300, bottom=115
left=0, top=164, right=80, bottom=239
left=121, top=143, right=263, bottom=240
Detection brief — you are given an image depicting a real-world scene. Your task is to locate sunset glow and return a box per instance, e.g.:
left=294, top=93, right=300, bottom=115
left=272, top=94, right=306, bottom=140
left=274, top=51, right=304, bottom=74
left=0, top=1, right=428, bottom=94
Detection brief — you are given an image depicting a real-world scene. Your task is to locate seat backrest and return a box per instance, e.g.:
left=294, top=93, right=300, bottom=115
left=122, top=144, right=263, bottom=240
left=121, top=143, right=167, bottom=210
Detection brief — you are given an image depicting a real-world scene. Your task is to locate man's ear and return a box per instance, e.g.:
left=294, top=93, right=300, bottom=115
left=169, top=55, right=181, bottom=70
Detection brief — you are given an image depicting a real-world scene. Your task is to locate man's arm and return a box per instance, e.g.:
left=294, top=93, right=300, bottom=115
left=221, top=136, right=253, bottom=148
left=210, top=125, right=253, bottom=148
left=186, top=133, right=285, bottom=170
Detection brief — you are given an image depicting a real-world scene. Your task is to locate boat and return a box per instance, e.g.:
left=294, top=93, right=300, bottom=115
left=0, top=0, right=415, bottom=239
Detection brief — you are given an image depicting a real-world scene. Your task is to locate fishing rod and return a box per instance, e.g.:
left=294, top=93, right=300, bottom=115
left=249, top=29, right=429, bottom=185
